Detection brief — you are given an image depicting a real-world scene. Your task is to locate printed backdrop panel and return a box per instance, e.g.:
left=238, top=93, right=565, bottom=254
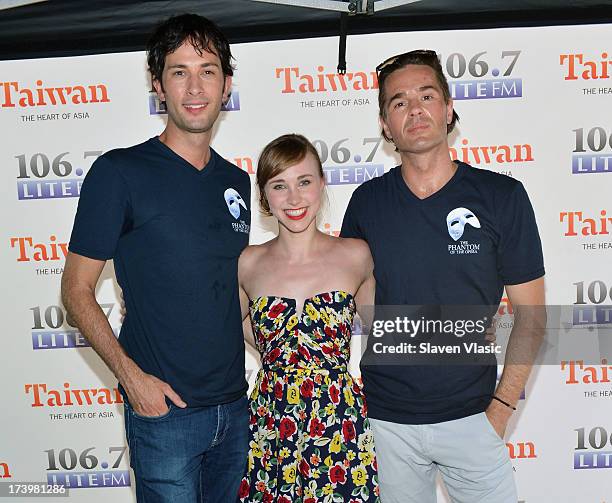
left=1, top=23, right=611, bottom=502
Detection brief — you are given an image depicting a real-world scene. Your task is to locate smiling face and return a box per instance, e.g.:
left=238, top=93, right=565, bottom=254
left=264, top=153, right=326, bottom=234
left=380, top=64, right=454, bottom=155
left=153, top=41, right=231, bottom=138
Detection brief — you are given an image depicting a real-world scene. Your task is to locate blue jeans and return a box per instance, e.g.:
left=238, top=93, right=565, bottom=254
left=124, top=395, right=249, bottom=503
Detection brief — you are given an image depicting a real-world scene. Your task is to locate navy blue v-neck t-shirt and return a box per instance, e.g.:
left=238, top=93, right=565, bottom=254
left=69, top=137, right=251, bottom=407
left=341, top=161, right=544, bottom=424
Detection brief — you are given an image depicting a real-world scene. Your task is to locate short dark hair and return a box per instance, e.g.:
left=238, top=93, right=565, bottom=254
left=377, top=49, right=459, bottom=140
left=256, top=134, right=324, bottom=216
left=146, top=13, right=234, bottom=84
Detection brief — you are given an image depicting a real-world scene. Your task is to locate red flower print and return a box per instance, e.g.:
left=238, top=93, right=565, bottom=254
left=300, top=378, right=314, bottom=398
left=298, top=345, right=311, bottom=360
left=309, top=417, right=326, bottom=438
left=329, top=464, right=346, bottom=484
left=266, top=347, right=281, bottom=363
left=288, top=352, right=299, bottom=364
left=268, top=301, right=287, bottom=319
left=324, top=326, right=337, bottom=338
left=299, top=458, right=310, bottom=477
left=259, top=374, right=269, bottom=393
left=322, top=292, right=332, bottom=303
left=274, top=381, right=283, bottom=400
left=262, top=491, right=274, bottom=503
left=342, top=419, right=356, bottom=442
left=249, top=413, right=257, bottom=425
left=265, top=415, right=274, bottom=430
left=304, top=499, right=316, bottom=503
left=278, top=497, right=291, bottom=503
left=321, top=343, right=336, bottom=355
left=279, top=417, right=297, bottom=440
left=329, top=383, right=340, bottom=404
left=238, top=479, right=249, bottom=499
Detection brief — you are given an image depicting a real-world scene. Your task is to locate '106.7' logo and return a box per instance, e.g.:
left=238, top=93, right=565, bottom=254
left=572, top=127, right=612, bottom=174
left=46, top=446, right=130, bottom=488
left=440, top=50, right=522, bottom=100
left=574, top=427, right=612, bottom=469
left=312, top=137, right=384, bottom=185
left=573, top=280, right=612, bottom=325
left=30, top=303, right=118, bottom=350
left=16, top=151, right=102, bottom=200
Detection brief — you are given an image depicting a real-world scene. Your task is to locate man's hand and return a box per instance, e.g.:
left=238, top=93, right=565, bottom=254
left=123, top=368, right=187, bottom=417
left=485, top=398, right=513, bottom=439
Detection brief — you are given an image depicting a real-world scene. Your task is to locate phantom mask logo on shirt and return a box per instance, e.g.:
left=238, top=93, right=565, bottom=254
left=446, top=207, right=481, bottom=241
left=224, top=188, right=247, bottom=220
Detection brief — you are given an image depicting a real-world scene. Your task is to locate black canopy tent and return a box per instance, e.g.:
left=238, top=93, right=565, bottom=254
left=0, top=0, right=611, bottom=62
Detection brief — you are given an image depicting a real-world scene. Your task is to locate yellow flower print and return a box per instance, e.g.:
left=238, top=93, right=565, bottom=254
left=287, top=384, right=300, bottom=404
left=324, top=404, right=336, bottom=415
left=319, top=308, right=330, bottom=325
left=305, top=303, right=319, bottom=321
left=286, top=314, right=298, bottom=331
left=258, top=297, right=267, bottom=311
left=249, top=440, right=263, bottom=458
left=343, top=387, right=355, bottom=407
left=330, top=433, right=342, bottom=454
left=346, top=451, right=356, bottom=461
left=322, top=483, right=334, bottom=495
left=279, top=447, right=291, bottom=459
left=324, top=455, right=333, bottom=467
left=358, top=451, right=374, bottom=466
left=283, top=464, right=297, bottom=484
left=351, top=465, right=367, bottom=486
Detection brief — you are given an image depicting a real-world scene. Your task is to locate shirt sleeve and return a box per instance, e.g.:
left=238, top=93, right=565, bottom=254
left=497, top=181, right=545, bottom=285
left=340, top=186, right=367, bottom=240
left=68, top=154, right=131, bottom=260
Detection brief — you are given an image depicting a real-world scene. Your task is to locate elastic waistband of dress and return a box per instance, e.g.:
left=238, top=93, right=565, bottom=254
left=261, top=365, right=349, bottom=377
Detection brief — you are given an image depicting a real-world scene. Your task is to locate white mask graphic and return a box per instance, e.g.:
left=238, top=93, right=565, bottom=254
left=446, top=207, right=481, bottom=241
left=224, top=188, right=247, bottom=220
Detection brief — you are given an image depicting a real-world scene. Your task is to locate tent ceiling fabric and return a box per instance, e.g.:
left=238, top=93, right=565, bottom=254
left=0, top=0, right=611, bottom=60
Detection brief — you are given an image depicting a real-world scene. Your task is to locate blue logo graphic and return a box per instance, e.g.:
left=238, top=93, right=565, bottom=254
left=324, top=164, right=384, bottom=185
left=149, top=91, right=240, bottom=115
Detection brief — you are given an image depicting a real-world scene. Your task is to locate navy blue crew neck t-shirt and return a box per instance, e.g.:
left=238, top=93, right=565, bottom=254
left=341, top=161, right=544, bottom=424
left=69, top=137, right=251, bottom=407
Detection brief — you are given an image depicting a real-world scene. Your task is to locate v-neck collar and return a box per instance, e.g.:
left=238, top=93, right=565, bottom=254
left=151, top=136, right=216, bottom=177
left=394, top=160, right=464, bottom=204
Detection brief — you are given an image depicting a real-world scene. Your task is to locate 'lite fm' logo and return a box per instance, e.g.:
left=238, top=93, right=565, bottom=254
left=10, top=236, right=69, bottom=262
left=449, top=138, right=534, bottom=165
left=46, top=446, right=130, bottom=489
left=1, top=81, right=109, bottom=108
left=560, top=52, right=611, bottom=81
left=572, top=127, right=612, bottom=174
left=24, top=383, right=123, bottom=407
left=574, top=426, right=612, bottom=469
left=572, top=280, right=612, bottom=325
left=561, top=360, right=611, bottom=384
left=30, top=303, right=119, bottom=350
left=0, top=461, right=11, bottom=478
left=149, top=90, right=240, bottom=114
left=442, top=50, right=523, bottom=100
left=276, top=66, right=378, bottom=94
left=314, top=137, right=384, bottom=185
left=16, top=151, right=102, bottom=200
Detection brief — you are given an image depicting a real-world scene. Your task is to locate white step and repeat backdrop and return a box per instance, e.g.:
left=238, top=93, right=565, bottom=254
left=1, top=23, right=611, bottom=502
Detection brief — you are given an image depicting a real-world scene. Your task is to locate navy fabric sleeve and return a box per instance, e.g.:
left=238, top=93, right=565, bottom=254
left=340, top=186, right=366, bottom=239
left=69, top=155, right=130, bottom=260
left=497, top=181, right=545, bottom=285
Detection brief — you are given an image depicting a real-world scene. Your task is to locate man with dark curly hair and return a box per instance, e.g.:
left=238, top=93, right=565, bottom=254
left=62, top=14, right=250, bottom=502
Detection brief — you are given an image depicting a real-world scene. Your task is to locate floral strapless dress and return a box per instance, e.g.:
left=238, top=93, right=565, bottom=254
left=238, top=291, right=380, bottom=503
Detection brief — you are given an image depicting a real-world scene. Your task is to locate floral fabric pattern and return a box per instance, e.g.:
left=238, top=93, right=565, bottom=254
left=239, top=291, right=379, bottom=502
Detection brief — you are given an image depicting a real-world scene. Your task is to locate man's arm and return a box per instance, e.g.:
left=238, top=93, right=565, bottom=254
left=486, top=276, right=546, bottom=437
left=61, top=251, right=186, bottom=416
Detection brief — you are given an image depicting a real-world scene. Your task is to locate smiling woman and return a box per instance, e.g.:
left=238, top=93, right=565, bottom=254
left=236, top=134, right=380, bottom=502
